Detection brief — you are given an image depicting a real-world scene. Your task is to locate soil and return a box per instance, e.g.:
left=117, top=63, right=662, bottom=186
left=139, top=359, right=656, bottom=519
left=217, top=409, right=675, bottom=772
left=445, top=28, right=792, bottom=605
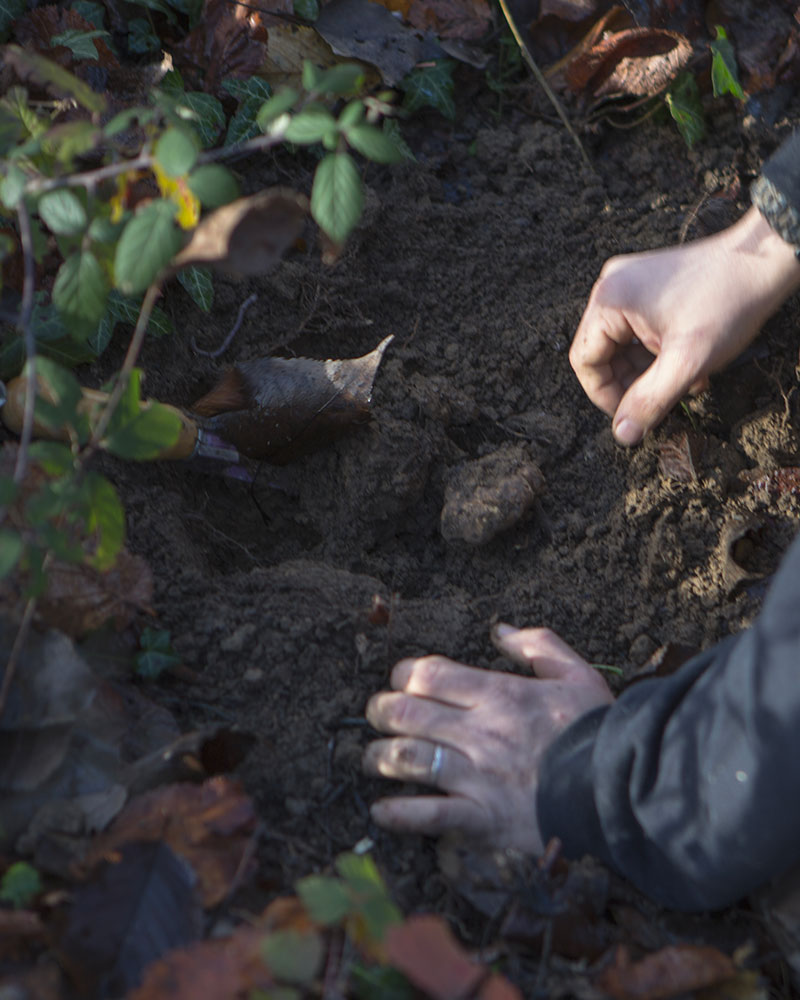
left=97, top=74, right=800, bottom=988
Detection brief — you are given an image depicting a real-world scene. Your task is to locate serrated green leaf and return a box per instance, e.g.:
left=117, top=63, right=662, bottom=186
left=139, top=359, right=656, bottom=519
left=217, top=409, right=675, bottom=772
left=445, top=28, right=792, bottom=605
left=293, top=0, right=318, bottom=19
left=83, top=471, right=124, bottom=569
left=285, top=108, right=337, bottom=145
left=338, top=100, right=364, bottom=129
left=710, top=25, right=745, bottom=101
left=28, top=441, right=75, bottom=475
left=41, top=120, right=100, bottom=166
left=382, top=119, right=415, bottom=162
left=0, top=163, right=27, bottom=210
left=155, top=126, right=199, bottom=177
left=103, top=400, right=182, bottom=460
left=0, top=528, right=23, bottom=579
left=177, top=266, right=213, bottom=311
left=311, top=151, right=362, bottom=245
left=302, top=60, right=321, bottom=91
left=402, top=60, right=455, bottom=119
left=314, top=63, right=365, bottom=96
left=344, top=123, right=404, bottom=163
left=5, top=45, right=106, bottom=113
left=187, top=164, right=239, bottom=208
left=52, top=250, right=109, bottom=336
left=296, top=875, right=351, bottom=925
left=0, top=862, right=41, bottom=909
left=256, top=88, right=299, bottom=130
left=51, top=28, right=109, bottom=61
left=135, top=626, right=180, bottom=678
left=72, top=0, right=106, bottom=28
left=128, top=17, right=160, bottom=54
left=114, top=200, right=182, bottom=294
left=261, top=931, right=323, bottom=985
left=666, top=71, right=706, bottom=148
left=222, top=76, right=272, bottom=102
left=179, top=92, right=225, bottom=147
left=38, top=189, right=87, bottom=236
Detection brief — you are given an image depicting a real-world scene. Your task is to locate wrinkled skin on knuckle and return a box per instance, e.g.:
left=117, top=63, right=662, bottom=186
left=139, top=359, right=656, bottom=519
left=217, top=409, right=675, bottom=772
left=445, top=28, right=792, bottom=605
left=411, top=654, right=449, bottom=693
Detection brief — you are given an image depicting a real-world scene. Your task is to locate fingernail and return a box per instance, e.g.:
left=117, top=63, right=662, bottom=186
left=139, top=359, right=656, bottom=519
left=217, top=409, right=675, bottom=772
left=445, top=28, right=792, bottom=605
left=493, top=622, right=517, bottom=639
left=613, top=418, right=643, bottom=447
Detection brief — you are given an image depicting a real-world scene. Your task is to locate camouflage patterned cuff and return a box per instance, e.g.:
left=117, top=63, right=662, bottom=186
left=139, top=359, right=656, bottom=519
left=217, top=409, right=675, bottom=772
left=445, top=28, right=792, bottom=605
left=752, top=174, right=800, bottom=257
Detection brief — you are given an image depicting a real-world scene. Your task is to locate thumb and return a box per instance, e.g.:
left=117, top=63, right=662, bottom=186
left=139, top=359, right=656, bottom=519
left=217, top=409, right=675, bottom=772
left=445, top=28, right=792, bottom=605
left=612, top=350, right=693, bottom=446
left=490, top=624, right=597, bottom=682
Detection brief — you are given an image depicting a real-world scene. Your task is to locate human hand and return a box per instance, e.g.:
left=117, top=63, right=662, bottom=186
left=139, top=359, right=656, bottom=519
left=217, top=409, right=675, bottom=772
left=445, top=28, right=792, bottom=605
left=570, top=206, right=800, bottom=446
left=363, top=625, right=613, bottom=854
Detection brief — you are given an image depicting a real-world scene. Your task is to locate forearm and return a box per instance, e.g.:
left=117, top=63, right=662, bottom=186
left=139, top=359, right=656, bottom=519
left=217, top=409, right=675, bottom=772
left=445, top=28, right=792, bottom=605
left=538, top=532, right=800, bottom=911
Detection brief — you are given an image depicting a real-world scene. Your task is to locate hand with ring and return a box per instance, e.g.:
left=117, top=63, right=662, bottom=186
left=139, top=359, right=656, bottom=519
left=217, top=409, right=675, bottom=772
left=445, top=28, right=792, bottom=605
left=363, top=624, right=613, bottom=853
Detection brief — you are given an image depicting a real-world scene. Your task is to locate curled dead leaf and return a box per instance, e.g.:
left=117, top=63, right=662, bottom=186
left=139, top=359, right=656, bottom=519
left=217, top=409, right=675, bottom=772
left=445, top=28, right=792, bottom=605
left=170, top=189, right=308, bottom=278
left=657, top=431, right=699, bottom=483
left=597, top=943, right=738, bottom=1000
left=191, top=334, right=393, bottom=463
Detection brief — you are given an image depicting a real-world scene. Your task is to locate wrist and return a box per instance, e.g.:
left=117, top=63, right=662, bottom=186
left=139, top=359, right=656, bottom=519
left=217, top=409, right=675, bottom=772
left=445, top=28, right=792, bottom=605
left=725, top=205, right=800, bottom=308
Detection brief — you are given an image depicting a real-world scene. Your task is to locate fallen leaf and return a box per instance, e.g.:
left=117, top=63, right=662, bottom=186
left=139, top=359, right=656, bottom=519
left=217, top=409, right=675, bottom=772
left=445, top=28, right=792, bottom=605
left=59, top=841, right=202, bottom=998
left=384, top=914, right=487, bottom=999
left=261, top=22, right=348, bottom=90
left=82, top=777, right=257, bottom=907
left=597, top=944, right=738, bottom=1000
left=13, top=5, right=120, bottom=72
left=191, top=334, right=393, bottom=463
left=170, top=188, right=308, bottom=278
left=657, top=431, right=698, bottom=483
left=404, top=0, right=492, bottom=41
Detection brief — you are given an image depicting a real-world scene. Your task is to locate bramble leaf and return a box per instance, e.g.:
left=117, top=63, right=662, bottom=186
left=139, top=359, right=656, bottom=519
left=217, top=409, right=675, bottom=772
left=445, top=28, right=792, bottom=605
left=344, top=123, right=404, bottom=163
left=0, top=163, right=27, bottom=209
left=52, top=250, right=109, bottom=337
left=29, top=441, right=75, bottom=475
left=102, top=369, right=183, bottom=460
left=311, top=151, right=362, bottom=244
left=38, top=189, right=87, bottom=236
left=285, top=108, right=337, bottom=145
left=256, top=88, right=300, bottom=129
left=31, top=356, right=90, bottom=443
left=114, top=200, right=183, bottom=294
left=314, top=63, right=365, bottom=96
left=262, top=931, right=323, bottom=985
left=155, top=126, right=199, bottom=178
left=297, top=875, right=351, bottom=925
left=188, top=164, right=239, bottom=208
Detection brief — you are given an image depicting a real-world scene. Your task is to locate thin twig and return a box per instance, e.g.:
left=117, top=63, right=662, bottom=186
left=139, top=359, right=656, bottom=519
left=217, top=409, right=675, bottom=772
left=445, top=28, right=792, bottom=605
left=0, top=591, right=38, bottom=720
left=496, top=0, right=591, bottom=169
left=13, top=200, right=37, bottom=487
left=192, top=292, right=258, bottom=357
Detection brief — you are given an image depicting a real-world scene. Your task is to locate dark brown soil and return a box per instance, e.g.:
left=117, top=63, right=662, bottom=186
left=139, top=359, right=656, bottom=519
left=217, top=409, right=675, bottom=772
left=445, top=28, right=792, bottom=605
left=99, top=74, right=800, bottom=986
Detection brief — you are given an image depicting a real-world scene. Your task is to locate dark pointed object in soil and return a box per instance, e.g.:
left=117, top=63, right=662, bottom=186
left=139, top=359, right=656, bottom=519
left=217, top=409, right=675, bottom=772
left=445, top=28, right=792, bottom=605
left=190, top=335, right=393, bottom=463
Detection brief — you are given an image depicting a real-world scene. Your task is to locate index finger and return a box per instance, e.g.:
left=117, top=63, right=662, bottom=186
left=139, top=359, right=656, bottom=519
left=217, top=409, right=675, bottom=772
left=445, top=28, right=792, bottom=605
left=390, top=655, right=493, bottom=708
left=569, top=306, right=636, bottom=416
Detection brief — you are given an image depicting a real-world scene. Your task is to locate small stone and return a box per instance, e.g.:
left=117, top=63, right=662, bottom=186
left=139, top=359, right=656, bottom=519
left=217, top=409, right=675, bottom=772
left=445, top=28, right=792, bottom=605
left=220, top=623, right=256, bottom=653
left=243, top=667, right=263, bottom=684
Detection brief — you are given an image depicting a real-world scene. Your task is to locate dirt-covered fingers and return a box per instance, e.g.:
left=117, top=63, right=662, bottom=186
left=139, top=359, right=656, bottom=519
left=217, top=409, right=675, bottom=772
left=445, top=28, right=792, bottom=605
left=363, top=737, right=470, bottom=790
left=366, top=690, right=466, bottom=743
left=369, top=793, right=491, bottom=840
left=390, top=655, right=491, bottom=706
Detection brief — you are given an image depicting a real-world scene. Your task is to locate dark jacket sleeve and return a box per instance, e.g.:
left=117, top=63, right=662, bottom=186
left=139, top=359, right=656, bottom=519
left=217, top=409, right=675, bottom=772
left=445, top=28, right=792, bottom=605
left=537, top=529, right=800, bottom=911
left=751, top=129, right=800, bottom=249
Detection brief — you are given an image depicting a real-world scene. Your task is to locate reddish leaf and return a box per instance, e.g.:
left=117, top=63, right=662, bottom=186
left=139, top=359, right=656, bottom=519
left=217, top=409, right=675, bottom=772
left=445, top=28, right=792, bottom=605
left=597, top=944, right=738, bottom=1000
left=564, top=26, right=691, bottom=97
left=405, top=0, right=492, bottom=41
left=657, top=431, right=697, bottom=483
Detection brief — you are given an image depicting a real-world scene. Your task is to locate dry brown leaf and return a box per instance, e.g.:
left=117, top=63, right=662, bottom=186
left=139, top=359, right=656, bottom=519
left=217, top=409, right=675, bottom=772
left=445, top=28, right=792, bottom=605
left=544, top=6, right=634, bottom=80
left=82, top=777, right=257, bottom=907
left=540, top=0, right=600, bottom=21
left=405, top=0, right=492, bottom=41
left=261, top=22, right=345, bottom=89
left=657, top=431, right=697, bottom=483
left=384, top=914, right=488, bottom=1000
left=597, top=944, right=738, bottom=1000
left=172, top=0, right=269, bottom=95
left=13, top=5, right=120, bottom=71
left=36, top=550, right=154, bottom=639
left=170, top=189, right=308, bottom=278
left=191, top=334, right=393, bottom=463
left=564, top=26, right=691, bottom=97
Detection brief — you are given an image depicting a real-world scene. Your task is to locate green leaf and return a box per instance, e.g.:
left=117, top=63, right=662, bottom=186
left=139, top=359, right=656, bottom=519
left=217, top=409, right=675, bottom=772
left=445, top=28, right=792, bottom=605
left=261, top=931, right=323, bottom=985
left=0, top=0, right=24, bottom=40
left=128, top=17, right=160, bottom=54
left=155, top=126, right=199, bottom=177
left=350, top=964, right=415, bottom=1000
left=0, top=104, right=23, bottom=155
left=666, top=72, right=706, bottom=148
left=30, top=356, right=90, bottom=442
left=256, top=88, right=299, bottom=130
left=38, top=189, right=87, bottom=236
left=314, top=63, right=365, bottom=96
left=41, top=120, right=100, bottom=166
left=51, top=28, right=109, bottom=61
left=402, top=60, right=456, bottom=119
left=382, top=119, right=415, bottom=162
left=103, top=398, right=182, bottom=460
left=134, top=0, right=176, bottom=22
left=103, top=290, right=173, bottom=338
left=344, top=123, right=404, bottom=163
left=28, top=441, right=75, bottom=475
left=5, top=45, right=106, bottom=113
left=83, top=471, right=125, bottom=569
left=297, top=875, right=351, bottom=925
left=160, top=68, right=185, bottom=94
left=710, top=25, right=745, bottom=101
left=177, top=266, right=213, bottom=311
left=180, top=92, right=225, bottom=147
left=225, top=100, right=262, bottom=145
left=285, top=108, right=337, bottom=145
left=72, top=0, right=106, bottom=28
left=0, top=476, right=18, bottom=506
left=222, top=76, right=272, bottom=102
left=88, top=215, right=124, bottom=244
left=104, top=105, right=154, bottom=136
left=302, top=60, right=321, bottom=91
left=311, top=151, right=363, bottom=244
left=148, top=305, right=174, bottom=337
left=0, top=528, right=23, bottom=579
left=338, top=100, right=364, bottom=129
left=52, top=250, right=109, bottom=337
left=135, top=626, right=181, bottom=679
left=0, top=163, right=27, bottom=210
left=187, top=164, right=239, bottom=208
left=114, top=200, right=183, bottom=294
left=293, top=0, right=318, bottom=19
left=0, top=862, right=41, bottom=909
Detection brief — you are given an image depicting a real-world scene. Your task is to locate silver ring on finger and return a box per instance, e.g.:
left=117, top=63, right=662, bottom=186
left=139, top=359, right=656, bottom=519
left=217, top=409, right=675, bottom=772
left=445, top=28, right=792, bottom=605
left=430, top=743, right=444, bottom=783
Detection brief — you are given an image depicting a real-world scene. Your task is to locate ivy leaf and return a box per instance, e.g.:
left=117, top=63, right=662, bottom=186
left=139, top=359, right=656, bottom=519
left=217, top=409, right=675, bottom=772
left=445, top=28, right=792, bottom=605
left=128, top=17, right=160, bottom=54
left=187, top=164, right=239, bottom=208
left=223, top=79, right=273, bottom=147
left=103, top=290, right=174, bottom=338
left=710, top=25, right=745, bottom=101
left=666, top=71, right=706, bottom=148
left=0, top=528, right=23, bottom=579
left=311, top=151, right=363, bottom=244
left=114, top=200, right=183, bottom=294
left=38, top=188, right=88, bottom=236
left=180, top=92, right=225, bottom=147
left=222, top=77, right=272, bottom=102
left=134, top=626, right=180, bottom=678
left=0, top=862, right=41, bottom=909
left=402, top=61, right=456, bottom=119
left=285, top=108, right=337, bottom=145
left=50, top=28, right=109, bottom=61
left=0, top=0, right=25, bottom=41
left=52, top=249, right=109, bottom=337
left=83, top=471, right=125, bottom=570
left=72, top=1, right=106, bottom=28
left=382, top=119, right=415, bottom=162
left=344, top=123, right=404, bottom=163
left=177, top=266, right=213, bottom=311
left=155, top=126, right=199, bottom=178
left=293, top=0, right=318, bottom=20
left=256, top=88, right=300, bottom=130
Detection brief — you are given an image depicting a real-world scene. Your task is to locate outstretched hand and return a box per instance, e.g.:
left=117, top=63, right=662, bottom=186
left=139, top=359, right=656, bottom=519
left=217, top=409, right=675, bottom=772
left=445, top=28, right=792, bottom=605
left=363, top=625, right=613, bottom=853
left=570, top=206, right=800, bottom=446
